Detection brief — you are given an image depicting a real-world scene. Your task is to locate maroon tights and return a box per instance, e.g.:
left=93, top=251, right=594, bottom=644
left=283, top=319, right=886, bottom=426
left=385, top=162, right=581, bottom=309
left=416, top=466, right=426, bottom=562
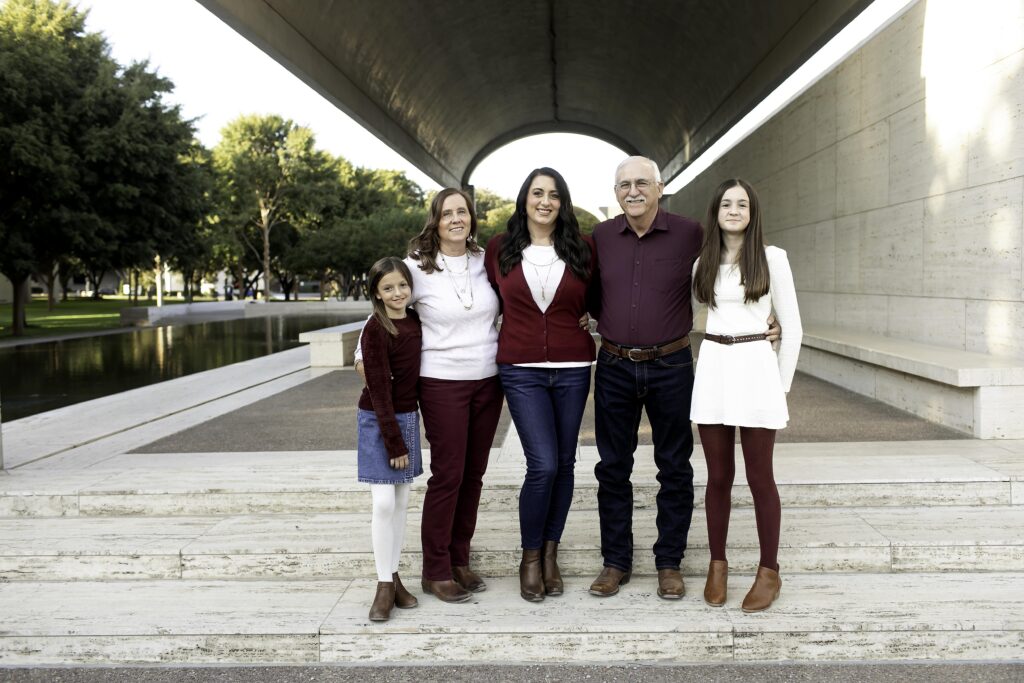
left=697, top=424, right=780, bottom=570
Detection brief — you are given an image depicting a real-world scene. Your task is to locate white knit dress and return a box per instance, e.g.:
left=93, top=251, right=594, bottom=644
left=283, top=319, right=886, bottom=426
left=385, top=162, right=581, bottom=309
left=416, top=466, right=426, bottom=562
left=690, top=246, right=803, bottom=429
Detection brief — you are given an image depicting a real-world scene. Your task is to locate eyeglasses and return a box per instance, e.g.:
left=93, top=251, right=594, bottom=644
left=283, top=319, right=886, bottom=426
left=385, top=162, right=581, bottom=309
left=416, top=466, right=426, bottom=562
left=615, top=179, right=658, bottom=193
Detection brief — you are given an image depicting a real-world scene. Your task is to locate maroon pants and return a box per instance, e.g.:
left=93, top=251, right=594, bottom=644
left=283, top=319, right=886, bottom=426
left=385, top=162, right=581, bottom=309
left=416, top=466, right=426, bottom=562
left=697, top=424, right=780, bottom=570
left=419, top=375, right=504, bottom=581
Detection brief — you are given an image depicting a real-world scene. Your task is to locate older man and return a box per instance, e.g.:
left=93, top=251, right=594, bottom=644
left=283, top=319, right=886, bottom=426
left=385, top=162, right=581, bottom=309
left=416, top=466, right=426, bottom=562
left=588, top=156, right=701, bottom=599
left=589, top=157, right=779, bottom=600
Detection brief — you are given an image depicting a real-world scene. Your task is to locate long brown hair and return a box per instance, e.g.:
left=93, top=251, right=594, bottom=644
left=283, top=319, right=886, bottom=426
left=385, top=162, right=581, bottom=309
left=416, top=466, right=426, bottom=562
left=693, top=178, right=769, bottom=308
left=367, top=256, right=413, bottom=336
left=498, top=167, right=591, bottom=280
left=407, top=188, right=482, bottom=274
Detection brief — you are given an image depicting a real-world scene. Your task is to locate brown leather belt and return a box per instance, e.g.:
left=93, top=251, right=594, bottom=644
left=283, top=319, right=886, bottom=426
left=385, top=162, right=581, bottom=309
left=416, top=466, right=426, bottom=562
left=703, top=332, right=767, bottom=345
left=600, top=336, right=690, bottom=362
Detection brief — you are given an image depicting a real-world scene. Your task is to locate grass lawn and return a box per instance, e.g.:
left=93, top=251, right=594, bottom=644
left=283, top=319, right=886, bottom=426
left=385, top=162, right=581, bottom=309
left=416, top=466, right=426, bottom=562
left=0, top=296, right=214, bottom=340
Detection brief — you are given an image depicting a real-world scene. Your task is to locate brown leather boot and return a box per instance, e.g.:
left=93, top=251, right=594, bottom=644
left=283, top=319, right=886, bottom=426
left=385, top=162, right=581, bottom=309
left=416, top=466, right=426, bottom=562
left=421, top=578, right=473, bottom=603
left=657, top=568, right=685, bottom=599
left=368, top=581, right=395, bottom=622
left=519, top=548, right=545, bottom=602
left=541, top=540, right=563, bottom=596
left=589, top=566, right=631, bottom=597
left=392, top=572, right=418, bottom=609
left=452, top=565, right=487, bottom=593
left=703, top=560, right=728, bottom=607
left=741, top=565, right=781, bottom=613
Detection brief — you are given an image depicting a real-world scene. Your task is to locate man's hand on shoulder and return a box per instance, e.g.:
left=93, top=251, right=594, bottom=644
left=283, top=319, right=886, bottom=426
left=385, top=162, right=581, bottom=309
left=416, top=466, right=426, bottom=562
left=766, top=313, right=781, bottom=343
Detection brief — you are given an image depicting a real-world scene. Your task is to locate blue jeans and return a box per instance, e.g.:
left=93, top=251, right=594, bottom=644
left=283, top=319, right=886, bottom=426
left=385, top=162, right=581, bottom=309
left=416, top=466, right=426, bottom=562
left=594, top=345, right=695, bottom=571
left=499, top=364, right=592, bottom=550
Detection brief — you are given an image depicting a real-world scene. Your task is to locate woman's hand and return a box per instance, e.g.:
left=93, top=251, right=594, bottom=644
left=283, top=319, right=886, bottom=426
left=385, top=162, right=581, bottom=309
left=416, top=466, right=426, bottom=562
left=355, top=360, right=366, bottom=383
left=578, top=313, right=591, bottom=330
left=390, top=454, right=409, bottom=470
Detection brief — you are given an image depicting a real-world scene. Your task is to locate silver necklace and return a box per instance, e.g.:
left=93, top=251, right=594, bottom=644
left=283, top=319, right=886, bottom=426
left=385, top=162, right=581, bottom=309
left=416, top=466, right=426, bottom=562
left=522, top=250, right=560, bottom=302
left=440, top=253, right=474, bottom=310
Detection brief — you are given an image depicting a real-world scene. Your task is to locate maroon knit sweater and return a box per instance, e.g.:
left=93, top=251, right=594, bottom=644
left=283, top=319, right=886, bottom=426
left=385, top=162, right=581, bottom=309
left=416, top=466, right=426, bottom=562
left=485, top=234, right=597, bottom=364
left=357, top=311, right=421, bottom=460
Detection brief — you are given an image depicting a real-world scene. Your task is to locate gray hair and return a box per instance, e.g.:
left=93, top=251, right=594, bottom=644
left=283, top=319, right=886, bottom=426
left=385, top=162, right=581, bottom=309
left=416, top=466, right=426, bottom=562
left=615, top=156, right=663, bottom=183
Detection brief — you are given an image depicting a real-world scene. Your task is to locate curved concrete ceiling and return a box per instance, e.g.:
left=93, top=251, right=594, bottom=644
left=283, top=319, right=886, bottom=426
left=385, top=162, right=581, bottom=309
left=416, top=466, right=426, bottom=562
left=198, top=0, right=871, bottom=188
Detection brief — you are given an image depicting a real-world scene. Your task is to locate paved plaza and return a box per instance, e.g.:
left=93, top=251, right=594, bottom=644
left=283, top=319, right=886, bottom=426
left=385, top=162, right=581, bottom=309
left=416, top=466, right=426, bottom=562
left=1, top=346, right=1022, bottom=673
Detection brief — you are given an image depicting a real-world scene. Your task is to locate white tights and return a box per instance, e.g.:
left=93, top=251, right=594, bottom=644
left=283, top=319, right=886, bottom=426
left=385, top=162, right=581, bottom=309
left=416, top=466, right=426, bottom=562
left=370, top=483, right=411, bottom=582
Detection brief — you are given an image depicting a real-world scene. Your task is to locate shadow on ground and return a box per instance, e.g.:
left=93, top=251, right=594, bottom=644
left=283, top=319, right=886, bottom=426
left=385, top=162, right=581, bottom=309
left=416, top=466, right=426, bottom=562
left=133, top=368, right=967, bottom=454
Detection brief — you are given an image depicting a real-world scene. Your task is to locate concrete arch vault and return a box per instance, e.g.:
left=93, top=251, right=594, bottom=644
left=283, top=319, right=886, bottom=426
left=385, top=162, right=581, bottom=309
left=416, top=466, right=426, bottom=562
left=198, top=0, right=871, bottom=188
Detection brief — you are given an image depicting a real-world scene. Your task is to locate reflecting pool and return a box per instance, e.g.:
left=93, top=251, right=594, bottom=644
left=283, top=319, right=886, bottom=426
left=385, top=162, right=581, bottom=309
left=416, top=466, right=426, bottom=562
left=0, top=314, right=362, bottom=421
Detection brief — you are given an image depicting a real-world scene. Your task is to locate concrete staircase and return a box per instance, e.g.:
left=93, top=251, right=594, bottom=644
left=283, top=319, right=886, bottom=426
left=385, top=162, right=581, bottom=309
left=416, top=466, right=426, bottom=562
left=1, top=437, right=1023, bottom=665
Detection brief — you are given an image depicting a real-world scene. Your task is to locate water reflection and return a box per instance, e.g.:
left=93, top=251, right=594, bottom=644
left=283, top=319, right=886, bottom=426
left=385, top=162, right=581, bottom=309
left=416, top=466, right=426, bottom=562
left=0, top=314, right=361, bottom=421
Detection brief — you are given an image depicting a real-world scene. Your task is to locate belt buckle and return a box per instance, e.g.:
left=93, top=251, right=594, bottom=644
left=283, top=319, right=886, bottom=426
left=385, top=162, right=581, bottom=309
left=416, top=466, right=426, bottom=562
left=627, top=347, right=645, bottom=361
left=722, top=335, right=735, bottom=346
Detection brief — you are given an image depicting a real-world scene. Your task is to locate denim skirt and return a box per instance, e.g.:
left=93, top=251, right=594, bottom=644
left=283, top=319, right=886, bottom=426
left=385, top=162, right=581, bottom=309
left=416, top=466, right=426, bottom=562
left=357, top=409, right=423, bottom=484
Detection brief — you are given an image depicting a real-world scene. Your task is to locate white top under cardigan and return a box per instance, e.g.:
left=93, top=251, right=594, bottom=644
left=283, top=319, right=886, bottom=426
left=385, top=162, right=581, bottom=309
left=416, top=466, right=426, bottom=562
left=690, top=245, right=803, bottom=429
left=515, top=244, right=590, bottom=370
left=355, top=251, right=500, bottom=381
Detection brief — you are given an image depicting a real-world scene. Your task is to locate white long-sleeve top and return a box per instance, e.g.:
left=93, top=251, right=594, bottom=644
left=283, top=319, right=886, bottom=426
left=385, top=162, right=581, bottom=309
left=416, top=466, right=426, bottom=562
left=690, top=245, right=803, bottom=429
left=356, top=252, right=499, bottom=381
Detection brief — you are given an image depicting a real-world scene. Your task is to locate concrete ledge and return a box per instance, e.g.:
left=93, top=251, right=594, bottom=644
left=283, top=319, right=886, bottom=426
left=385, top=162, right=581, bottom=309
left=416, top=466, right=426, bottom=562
left=800, top=325, right=1024, bottom=439
left=121, top=300, right=372, bottom=325
left=298, top=321, right=366, bottom=367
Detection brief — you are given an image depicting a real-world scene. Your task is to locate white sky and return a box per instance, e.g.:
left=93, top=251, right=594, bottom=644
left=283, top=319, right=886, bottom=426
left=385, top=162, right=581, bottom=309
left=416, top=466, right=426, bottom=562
left=79, top=0, right=625, bottom=217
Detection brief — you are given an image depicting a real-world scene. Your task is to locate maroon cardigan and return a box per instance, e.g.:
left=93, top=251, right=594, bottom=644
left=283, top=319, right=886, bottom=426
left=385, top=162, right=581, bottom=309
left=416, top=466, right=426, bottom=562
left=485, top=234, right=597, bottom=365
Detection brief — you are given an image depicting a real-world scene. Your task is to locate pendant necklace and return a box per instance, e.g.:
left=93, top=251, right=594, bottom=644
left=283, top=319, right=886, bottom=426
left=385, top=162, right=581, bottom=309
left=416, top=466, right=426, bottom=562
left=522, top=249, right=560, bottom=302
left=440, top=252, right=474, bottom=310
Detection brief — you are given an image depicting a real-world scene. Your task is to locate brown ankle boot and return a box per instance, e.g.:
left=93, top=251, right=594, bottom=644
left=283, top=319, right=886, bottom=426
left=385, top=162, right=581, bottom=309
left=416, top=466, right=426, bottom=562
left=741, top=565, right=781, bottom=613
left=368, top=581, right=395, bottom=622
left=704, top=560, right=728, bottom=607
left=519, top=548, right=545, bottom=602
left=541, top=540, right=563, bottom=596
left=392, top=572, right=418, bottom=609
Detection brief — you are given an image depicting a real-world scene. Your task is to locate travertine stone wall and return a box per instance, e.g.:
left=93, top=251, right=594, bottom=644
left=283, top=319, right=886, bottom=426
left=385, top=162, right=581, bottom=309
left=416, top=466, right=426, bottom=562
left=667, top=0, right=1024, bottom=360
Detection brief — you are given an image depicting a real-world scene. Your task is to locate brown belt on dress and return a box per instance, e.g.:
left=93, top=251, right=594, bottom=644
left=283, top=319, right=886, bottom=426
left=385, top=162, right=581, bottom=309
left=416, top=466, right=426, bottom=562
left=600, top=336, right=690, bottom=362
left=703, top=332, right=768, bottom=345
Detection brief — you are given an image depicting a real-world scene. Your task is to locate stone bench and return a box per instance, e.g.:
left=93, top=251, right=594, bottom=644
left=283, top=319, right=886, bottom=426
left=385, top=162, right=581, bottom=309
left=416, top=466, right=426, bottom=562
left=298, top=321, right=366, bottom=368
left=798, top=324, right=1024, bottom=439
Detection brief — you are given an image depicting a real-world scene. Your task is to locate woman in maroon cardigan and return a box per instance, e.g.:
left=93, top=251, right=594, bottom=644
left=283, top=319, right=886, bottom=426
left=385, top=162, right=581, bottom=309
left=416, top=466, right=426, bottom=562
left=485, top=167, right=596, bottom=602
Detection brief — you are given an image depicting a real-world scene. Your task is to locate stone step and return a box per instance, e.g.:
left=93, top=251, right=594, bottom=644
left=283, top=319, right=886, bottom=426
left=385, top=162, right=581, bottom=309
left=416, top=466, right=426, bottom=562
left=0, top=573, right=1021, bottom=664
left=0, top=447, right=1017, bottom=517
left=2, top=506, right=1022, bottom=581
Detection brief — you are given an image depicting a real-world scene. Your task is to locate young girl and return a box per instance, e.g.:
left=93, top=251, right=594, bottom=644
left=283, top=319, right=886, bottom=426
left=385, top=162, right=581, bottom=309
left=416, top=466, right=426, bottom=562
left=357, top=256, right=424, bottom=622
left=690, top=179, right=802, bottom=613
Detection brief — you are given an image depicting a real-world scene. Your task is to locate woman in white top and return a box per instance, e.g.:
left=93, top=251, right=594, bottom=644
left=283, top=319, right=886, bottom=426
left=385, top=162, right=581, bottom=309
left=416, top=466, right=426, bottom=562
left=359, top=189, right=503, bottom=604
left=690, top=178, right=802, bottom=613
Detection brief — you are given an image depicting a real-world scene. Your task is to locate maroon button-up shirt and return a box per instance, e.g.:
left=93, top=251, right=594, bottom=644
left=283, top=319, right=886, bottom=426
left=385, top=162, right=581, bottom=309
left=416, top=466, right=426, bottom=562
left=592, top=209, right=703, bottom=347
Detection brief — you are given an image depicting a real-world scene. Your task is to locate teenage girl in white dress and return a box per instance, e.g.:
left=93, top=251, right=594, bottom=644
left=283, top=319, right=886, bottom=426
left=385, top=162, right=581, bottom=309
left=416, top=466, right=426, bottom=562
left=690, top=178, right=802, bottom=613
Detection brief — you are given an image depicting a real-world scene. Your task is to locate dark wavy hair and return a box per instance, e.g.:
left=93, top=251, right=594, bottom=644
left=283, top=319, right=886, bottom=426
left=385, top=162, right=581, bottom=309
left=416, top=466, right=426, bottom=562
left=693, top=178, right=769, bottom=309
left=498, top=167, right=590, bottom=280
left=367, top=256, right=414, bottom=336
left=407, top=188, right=482, bottom=274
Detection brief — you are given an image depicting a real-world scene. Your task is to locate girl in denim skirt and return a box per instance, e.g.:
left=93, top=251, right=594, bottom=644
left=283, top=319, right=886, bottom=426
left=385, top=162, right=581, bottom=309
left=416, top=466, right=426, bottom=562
left=357, top=257, right=424, bottom=622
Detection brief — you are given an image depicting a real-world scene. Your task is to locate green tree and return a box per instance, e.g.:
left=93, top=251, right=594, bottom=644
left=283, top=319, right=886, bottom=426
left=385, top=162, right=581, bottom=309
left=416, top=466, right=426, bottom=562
left=212, top=115, right=338, bottom=300
left=0, top=0, right=106, bottom=334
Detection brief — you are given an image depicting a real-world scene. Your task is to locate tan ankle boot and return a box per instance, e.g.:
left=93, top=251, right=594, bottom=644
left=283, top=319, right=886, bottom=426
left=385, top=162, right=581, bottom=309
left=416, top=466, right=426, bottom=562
left=741, top=566, right=781, bottom=613
left=392, top=572, right=418, bottom=609
left=703, top=560, right=728, bottom=607
left=519, top=548, right=545, bottom=602
left=541, top=540, right=563, bottom=596
left=368, top=581, right=396, bottom=621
